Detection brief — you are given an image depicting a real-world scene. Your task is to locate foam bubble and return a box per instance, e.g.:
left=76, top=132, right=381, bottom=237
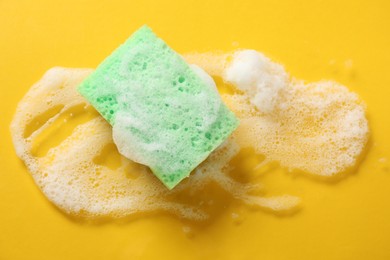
left=11, top=47, right=370, bottom=222
left=11, top=66, right=298, bottom=221
left=185, top=50, right=369, bottom=176
left=224, top=50, right=288, bottom=113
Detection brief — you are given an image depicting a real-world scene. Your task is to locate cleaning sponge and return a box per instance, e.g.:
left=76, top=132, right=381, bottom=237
left=78, top=25, right=239, bottom=189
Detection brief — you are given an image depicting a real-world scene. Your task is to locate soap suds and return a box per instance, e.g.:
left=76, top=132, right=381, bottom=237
left=224, top=50, right=288, bottom=113
left=11, top=50, right=369, bottom=221
left=185, top=50, right=369, bottom=176
left=11, top=67, right=299, bottom=221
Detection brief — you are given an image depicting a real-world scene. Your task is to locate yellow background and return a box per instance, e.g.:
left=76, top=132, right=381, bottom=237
left=1, top=0, right=390, bottom=259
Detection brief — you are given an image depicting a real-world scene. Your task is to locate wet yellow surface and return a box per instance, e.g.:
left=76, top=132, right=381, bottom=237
left=1, top=0, right=390, bottom=259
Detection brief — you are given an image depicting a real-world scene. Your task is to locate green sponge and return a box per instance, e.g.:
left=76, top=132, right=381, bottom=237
left=78, top=25, right=239, bottom=189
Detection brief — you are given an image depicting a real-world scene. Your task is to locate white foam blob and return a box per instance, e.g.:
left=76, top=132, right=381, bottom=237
left=11, top=66, right=298, bottom=221
left=185, top=50, right=369, bottom=176
left=224, top=50, right=288, bottom=113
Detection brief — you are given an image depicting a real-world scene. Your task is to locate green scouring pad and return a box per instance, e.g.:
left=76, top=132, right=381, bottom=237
left=78, top=25, right=239, bottom=189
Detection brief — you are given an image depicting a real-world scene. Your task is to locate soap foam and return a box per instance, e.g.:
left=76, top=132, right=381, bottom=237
left=224, top=50, right=288, bottom=113
left=185, top=50, right=369, bottom=176
left=11, top=46, right=370, bottom=221
left=11, top=67, right=298, bottom=221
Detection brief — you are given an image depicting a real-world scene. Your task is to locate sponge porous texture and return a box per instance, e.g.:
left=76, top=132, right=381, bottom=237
left=78, top=26, right=239, bottom=189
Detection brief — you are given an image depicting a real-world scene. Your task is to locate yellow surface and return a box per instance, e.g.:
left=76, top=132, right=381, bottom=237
left=1, top=0, right=390, bottom=259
